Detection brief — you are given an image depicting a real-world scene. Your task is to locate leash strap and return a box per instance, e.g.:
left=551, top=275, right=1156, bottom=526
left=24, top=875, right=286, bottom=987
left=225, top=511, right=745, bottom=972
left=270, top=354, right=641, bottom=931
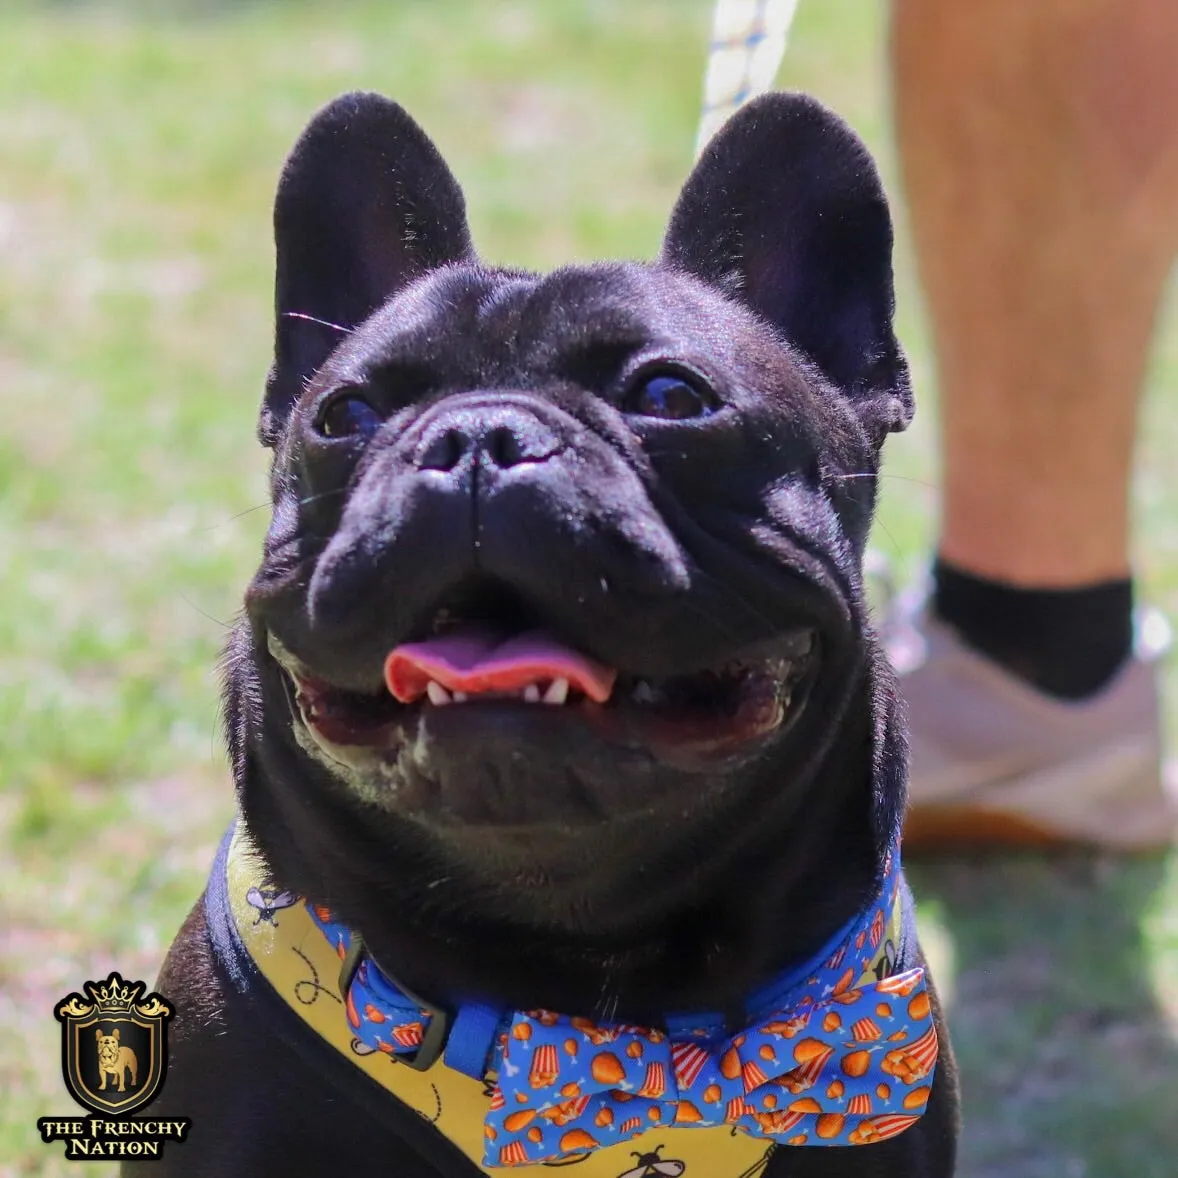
left=696, top=0, right=800, bottom=156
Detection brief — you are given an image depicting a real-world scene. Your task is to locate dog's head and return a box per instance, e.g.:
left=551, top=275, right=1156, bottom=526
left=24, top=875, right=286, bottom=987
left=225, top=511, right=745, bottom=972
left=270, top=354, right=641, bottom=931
left=96, top=1027, right=120, bottom=1064
left=232, top=91, right=912, bottom=1016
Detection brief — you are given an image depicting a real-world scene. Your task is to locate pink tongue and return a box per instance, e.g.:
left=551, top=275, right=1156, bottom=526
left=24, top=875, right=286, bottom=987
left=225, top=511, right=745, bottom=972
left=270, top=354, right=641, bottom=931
left=384, top=628, right=617, bottom=703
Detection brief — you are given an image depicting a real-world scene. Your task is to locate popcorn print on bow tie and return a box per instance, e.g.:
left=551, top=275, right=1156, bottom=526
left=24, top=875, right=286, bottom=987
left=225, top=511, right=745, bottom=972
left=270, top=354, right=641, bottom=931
left=482, top=880, right=938, bottom=1167
left=483, top=972, right=936, bottom=1165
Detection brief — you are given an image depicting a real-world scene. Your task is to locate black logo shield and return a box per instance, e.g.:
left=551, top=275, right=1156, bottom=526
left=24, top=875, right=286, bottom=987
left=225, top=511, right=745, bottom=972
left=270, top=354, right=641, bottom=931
left=55, top=972, right=173, bottom=1116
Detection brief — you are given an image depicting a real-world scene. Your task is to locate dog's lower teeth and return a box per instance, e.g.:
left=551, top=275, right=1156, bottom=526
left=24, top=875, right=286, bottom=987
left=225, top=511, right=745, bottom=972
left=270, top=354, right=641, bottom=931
left=423, top=683, right=571, bottom=705
left=426, top=684, right=573, bottom=705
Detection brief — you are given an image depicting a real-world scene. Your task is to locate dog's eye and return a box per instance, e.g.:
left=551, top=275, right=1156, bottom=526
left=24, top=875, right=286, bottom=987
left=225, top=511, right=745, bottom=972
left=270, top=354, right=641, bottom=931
left=317, top=391, right=381, bottom=439
left=623, top=372, right=716, bottom=420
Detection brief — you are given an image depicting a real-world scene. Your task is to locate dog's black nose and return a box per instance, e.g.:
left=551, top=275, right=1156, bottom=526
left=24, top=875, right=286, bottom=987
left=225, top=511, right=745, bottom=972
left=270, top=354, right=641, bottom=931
left=415, top=404, right=564, bottom=474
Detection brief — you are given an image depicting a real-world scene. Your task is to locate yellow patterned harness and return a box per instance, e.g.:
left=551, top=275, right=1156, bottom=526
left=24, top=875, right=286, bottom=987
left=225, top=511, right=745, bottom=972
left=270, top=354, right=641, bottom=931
left=221, top=824, right=912, bottom=1177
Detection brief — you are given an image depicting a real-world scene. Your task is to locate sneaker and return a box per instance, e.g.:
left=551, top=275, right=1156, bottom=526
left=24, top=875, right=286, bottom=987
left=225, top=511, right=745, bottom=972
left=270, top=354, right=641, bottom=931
left=877, top=566, right=1178, bottom=851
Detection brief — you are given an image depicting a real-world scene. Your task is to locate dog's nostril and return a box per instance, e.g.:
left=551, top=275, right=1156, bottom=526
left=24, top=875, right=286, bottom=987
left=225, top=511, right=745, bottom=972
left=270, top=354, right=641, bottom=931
left=418, top=427, right=469, bottom=473
left=484, top=422, right=560, bottom=469
left=486, top=424, right=522, bottom=468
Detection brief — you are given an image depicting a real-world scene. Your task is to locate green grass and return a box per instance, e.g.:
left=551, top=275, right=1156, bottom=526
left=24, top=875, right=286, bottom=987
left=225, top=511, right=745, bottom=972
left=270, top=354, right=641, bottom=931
left=1, top=2, right=1175, bottom=1174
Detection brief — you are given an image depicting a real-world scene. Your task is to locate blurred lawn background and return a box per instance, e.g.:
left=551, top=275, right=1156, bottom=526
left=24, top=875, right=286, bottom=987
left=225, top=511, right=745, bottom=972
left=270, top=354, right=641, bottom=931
left=1, top=1, right=1176, bottom=1174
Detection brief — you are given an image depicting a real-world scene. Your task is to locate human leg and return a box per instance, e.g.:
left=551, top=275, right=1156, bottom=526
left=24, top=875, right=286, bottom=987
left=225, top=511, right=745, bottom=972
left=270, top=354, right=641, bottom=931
left=889, top=0, right=1178, bottom=845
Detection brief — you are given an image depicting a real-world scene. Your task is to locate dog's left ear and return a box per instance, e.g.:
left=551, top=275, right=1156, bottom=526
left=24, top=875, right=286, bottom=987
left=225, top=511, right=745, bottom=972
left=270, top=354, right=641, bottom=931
left=661, top=93, right=911, bottom=441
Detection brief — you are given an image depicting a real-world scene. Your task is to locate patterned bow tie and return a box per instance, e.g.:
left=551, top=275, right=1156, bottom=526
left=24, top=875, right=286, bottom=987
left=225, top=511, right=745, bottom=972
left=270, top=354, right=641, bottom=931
left=308, top=854, right=937, bottom=1168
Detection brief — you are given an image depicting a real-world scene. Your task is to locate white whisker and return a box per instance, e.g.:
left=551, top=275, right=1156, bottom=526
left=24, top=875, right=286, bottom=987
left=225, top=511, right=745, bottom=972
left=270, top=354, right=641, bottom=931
left=283, top=311, right=354, bottom=334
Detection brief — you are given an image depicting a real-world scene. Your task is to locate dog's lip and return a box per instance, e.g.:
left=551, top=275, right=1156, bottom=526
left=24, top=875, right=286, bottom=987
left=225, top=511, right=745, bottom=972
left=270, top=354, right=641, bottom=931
left=266, top=627, right=820, bottom=762
left=268, top=631, right=387, bottom=696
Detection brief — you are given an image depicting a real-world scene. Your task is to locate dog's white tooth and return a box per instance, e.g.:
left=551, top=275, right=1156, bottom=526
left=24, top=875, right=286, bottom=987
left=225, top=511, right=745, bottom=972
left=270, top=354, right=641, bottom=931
left=426, top=682, right=452, bottom=706
left=543, top=678, right=569, bottom=706
left=523, top=684, right=541, bottom=703
left=631, top=680, right=657, bottom=705
left=452, top=691, right=468, bottom=703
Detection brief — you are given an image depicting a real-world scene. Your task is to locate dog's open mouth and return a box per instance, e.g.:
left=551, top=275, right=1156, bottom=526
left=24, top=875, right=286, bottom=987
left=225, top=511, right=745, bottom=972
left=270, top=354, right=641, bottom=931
left=272, top=583, right=819, bottom=761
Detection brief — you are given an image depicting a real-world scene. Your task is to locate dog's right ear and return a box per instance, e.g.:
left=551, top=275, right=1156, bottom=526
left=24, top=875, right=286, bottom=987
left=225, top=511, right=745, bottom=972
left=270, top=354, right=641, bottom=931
left=261, top=92, right=474, bottom=447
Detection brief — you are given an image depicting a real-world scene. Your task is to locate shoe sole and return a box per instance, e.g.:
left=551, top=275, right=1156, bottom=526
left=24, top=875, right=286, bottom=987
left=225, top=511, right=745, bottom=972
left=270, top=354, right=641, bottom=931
left=903, top=802, right=1176, bottom=853
left=903, top=805, right=1077, bottom=851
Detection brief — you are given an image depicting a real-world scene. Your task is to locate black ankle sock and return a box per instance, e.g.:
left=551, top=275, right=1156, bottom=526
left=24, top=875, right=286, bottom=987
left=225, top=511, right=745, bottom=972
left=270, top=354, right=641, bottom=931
left=931, top=558, right=1134, bottom=700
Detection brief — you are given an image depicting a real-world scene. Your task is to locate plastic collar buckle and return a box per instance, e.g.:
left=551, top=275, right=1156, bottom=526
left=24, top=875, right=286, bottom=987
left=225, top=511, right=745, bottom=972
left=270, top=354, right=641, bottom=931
left=338, top=935, right=450, bottom=1072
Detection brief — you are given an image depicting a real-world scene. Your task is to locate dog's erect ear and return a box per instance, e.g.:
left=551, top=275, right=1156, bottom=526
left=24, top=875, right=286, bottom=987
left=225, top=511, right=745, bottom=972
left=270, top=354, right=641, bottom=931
left=95, top=1029, right=102, bottom=1042
left=661, top=93, right=911, bottom=440
left=261, top=92, right=474, bottom=447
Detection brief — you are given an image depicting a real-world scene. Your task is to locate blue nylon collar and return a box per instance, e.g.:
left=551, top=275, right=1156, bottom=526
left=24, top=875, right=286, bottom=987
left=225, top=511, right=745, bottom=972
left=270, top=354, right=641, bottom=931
left=309, top=851, right=902, bottom=1082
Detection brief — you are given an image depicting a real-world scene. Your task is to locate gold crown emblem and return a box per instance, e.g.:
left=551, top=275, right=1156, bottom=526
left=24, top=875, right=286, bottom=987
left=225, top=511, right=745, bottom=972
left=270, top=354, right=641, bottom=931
left=84, top=973, right=146, bottom=1013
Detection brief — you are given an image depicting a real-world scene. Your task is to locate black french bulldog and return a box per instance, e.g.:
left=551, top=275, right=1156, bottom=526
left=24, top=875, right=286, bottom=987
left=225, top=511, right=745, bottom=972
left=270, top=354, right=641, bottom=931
left=144, top=91, right=959, bottom=1176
